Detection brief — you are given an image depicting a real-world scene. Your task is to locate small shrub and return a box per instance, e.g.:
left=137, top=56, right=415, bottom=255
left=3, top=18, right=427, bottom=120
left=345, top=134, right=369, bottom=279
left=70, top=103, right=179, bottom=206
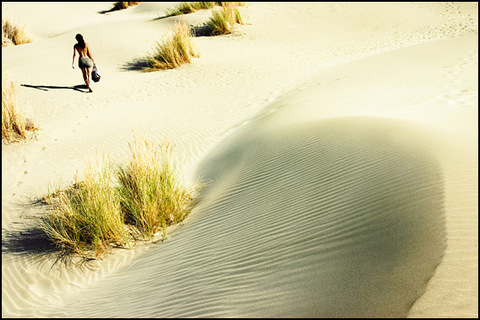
left=2, top=19, right=32, bottom=46
left=41, top=161, right=130, bottom=257
left=2, top=81, right=36, bottom=143
left=207, top=2, right=243, bottom=36
left=111, top=1, right=140, bottom=11
left=146, top=21, right=199, bottom=71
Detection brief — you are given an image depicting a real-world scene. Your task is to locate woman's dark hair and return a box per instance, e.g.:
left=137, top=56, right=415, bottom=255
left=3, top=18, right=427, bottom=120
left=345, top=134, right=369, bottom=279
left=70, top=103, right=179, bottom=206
left=75, top=34, right=85, bottom=47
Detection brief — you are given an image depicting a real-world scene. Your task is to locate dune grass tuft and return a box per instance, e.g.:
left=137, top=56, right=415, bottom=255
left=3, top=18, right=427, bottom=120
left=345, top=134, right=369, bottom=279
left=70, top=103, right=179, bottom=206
left=41, top=136, right=200, bottom=259
left=111, top=1, right=140, bottom=11
left=41, top=161, right=130, bottom=257
left=166, top=2, right=244, bottom=17
left=206, top=2, right=244, bottom=36
left=146, top=21, right=199, bottom=71
left=166, top=2, right=216, bottom=17
left=117, top=138, right=197, bottom=239
left=2, top=81, right=36, bottom=143
left=2, top=19, right=32, bottom=47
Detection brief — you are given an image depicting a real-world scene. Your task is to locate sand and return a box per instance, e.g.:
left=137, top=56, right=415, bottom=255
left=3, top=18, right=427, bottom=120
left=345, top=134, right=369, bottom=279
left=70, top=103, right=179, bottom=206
left=2, top=2, right=477, bottom=317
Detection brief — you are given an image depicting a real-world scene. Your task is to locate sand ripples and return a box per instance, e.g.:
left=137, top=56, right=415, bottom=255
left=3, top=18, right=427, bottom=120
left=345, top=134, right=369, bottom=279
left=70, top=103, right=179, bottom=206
left=55, top=117, right=446, bottom=318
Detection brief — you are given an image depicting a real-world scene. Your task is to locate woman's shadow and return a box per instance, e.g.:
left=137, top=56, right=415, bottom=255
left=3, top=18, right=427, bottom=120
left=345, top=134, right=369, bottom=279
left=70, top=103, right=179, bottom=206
left=21, top=84, right=91, bottom=93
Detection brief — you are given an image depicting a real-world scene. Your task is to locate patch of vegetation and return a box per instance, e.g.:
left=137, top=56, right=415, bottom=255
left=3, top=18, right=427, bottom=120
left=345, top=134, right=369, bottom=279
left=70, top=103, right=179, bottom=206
left=165, top=2, right=217, bottom=17
left=111, top=1, right=140, bottom=11
left=145, top=21, right=199, bottom=71
left=42, top=161, right=129, bottom=257
left=41, top=137, right=201, bottom=260
left=2, top=80, right=36, bottom=143
left=206, top=2, right=244, bottom=36
left=117, top=138, right=196, bottom=238
left=2, top=19, right=32, bottom=47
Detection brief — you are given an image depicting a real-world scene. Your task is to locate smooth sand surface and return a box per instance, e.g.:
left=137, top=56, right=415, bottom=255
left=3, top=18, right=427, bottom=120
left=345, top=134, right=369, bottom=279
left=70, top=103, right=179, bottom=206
left=2, top=2, right=477, bottom=317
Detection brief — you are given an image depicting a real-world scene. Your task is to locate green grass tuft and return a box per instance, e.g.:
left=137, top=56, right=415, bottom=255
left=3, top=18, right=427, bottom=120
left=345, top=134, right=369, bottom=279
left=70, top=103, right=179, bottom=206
left=41, top=136, right=200, bottom=260
left=117, top=138, right=196, bottom=239
left=166, top=2, right=217, bottom=17
left=206, top=2, right=244, bottom=36
left=166, top=2, right=245, bottom=17
left=146, top=21, right=199, bottom=71
left=41, top=160, right=130, bottom=257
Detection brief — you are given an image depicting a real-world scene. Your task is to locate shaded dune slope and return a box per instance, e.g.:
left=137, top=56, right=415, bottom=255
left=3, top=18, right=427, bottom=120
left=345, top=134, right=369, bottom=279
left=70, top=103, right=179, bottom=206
left=61, top=117, right=446, bottom=317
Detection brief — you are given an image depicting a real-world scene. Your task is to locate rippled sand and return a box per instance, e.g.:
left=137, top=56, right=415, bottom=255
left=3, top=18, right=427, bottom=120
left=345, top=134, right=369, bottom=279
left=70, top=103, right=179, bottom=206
left=60, top=117, right=445, bottom=317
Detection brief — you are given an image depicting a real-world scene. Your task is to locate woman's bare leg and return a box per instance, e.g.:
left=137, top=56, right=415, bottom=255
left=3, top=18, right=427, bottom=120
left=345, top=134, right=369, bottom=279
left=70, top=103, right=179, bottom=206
left=86, top=67, right=92, bottom=92
left=81, top=68, right=92, bottom=92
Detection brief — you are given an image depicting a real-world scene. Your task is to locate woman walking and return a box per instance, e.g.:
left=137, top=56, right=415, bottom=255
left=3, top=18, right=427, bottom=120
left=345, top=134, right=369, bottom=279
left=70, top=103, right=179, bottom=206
left=72, top=34, right=96, bottom=92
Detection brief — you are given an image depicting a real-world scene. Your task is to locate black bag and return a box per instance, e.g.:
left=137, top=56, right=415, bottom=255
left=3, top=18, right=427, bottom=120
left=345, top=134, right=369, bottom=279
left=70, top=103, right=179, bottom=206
left=92, top=65, right=101, bottom=82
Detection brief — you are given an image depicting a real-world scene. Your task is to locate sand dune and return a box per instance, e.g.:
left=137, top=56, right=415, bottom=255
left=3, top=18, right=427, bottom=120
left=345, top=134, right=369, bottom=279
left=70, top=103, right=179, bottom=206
left=58, top=117, right=445, bottom=317
left=2, top=2, right=477, bottom=318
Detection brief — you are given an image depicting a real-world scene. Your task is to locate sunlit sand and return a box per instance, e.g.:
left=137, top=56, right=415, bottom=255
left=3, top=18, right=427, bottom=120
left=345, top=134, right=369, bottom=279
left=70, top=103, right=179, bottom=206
left=2, top=2, right=477, bottom=317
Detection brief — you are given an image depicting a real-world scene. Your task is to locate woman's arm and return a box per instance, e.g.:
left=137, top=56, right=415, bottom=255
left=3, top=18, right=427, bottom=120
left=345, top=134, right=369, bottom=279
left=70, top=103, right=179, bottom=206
left=72, top=45, right=76, bottom=69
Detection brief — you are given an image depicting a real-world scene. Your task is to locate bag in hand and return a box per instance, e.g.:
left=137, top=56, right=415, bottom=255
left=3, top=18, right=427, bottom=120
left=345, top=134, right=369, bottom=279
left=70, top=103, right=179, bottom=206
left=92, top=65, right=101, bottom=82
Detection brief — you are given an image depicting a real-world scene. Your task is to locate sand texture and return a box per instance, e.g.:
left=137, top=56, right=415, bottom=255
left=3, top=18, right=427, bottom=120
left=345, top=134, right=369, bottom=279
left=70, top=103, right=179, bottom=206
left=2, top=2, right=477, bottom=318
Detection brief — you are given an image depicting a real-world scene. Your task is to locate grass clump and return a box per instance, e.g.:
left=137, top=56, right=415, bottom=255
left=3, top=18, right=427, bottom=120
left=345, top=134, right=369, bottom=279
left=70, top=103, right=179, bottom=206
left=2, top=19, right=32, bottom=47
left=166, top=2, right=245, bottom=16
left=117, top=138, right=196, bottom=239
left=206, top=2, right=244, bottom=35
left=41, top=161, right=129, bottom=257
left=2, top=81, right=36, bottom=143
left=146, top=21, right=199, bottom=71
left=41, top=137, right=200, bottom=260
left=166, top=2, right=217, bottom=17
left=111, top=2, right=140, bottom=11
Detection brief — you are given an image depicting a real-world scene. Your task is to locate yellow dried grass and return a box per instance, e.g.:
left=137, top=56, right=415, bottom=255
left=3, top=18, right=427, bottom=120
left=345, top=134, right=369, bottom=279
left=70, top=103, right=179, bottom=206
left=2, top=81, right=36, bottom=143
left=2, top=19, right=32, bottom=47
left=146, top=21, right=199, bottom=71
